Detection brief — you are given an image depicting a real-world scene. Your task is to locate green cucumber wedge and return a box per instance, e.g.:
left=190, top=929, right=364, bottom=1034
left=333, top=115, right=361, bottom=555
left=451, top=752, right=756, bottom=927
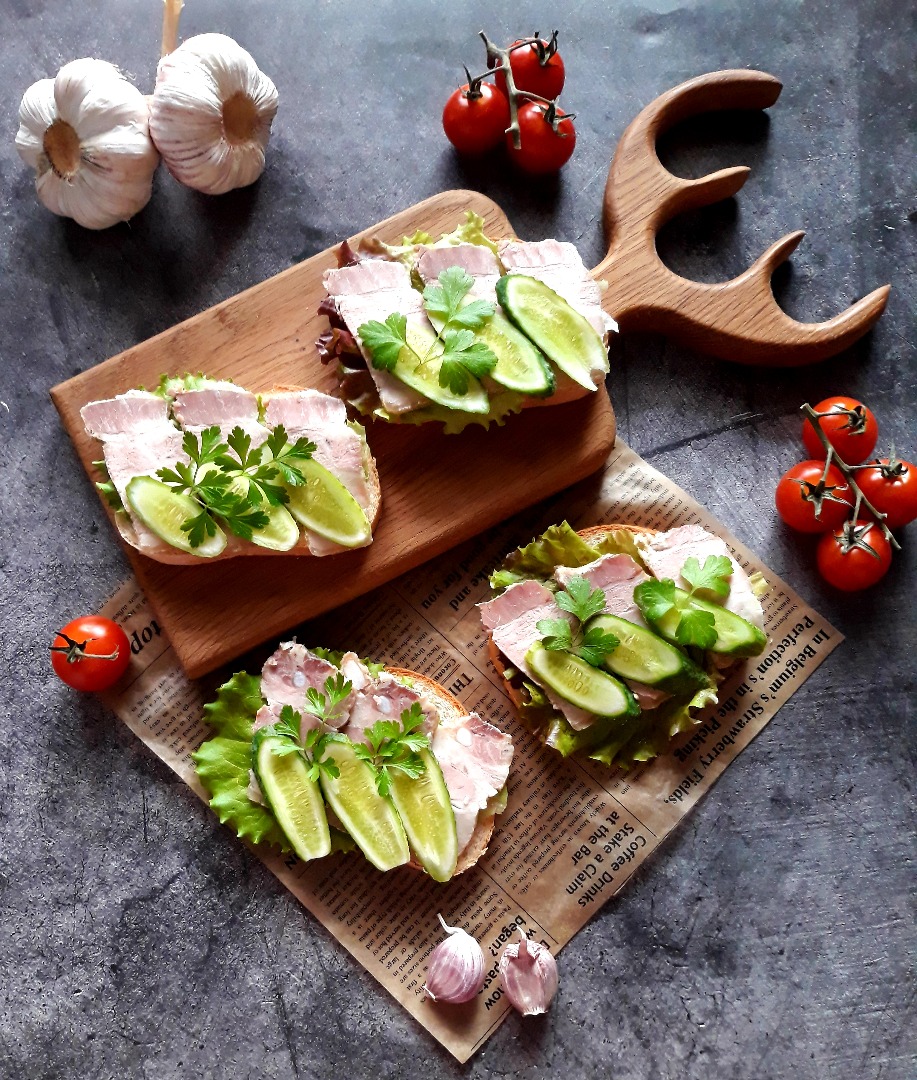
left=387, top=749, right=458, bottom=882
left=125, top=475, right=227, bottom=558
left=252, top=730, right=331, bottom=862
left=284, top=460, right=372, bottom=548
left=496, top=274, right=608, bottom=392
left=474, top=311, right=555, bottom=396
left=635, top=587, right=768, bottom=658
left=526, top=644, right=639, bottom=718
left=319, top=741, right=410, bottom=872
left=388, top=323, right=490, bottom=414
left=587, top=614, right=712, bottom=696
left=229, top=477, right=300, bottom=552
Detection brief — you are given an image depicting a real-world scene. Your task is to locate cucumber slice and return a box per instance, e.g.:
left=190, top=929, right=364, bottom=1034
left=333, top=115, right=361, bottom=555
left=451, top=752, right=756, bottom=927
left=526, top=644, right=639, bottom=718
left=637, top=588, right=768, bottom=658
left=384, top=323, right=490, bottom=414
left=252, top=730, right=331, bottom=862
left=496, top=274, right=608, bottom=391
left=476, top=311, right=555, bottom=396
left=284, top=460, right=372, bottom=548
left=228, top=477, right=300, bottom=552
left=387, top=749, right=457, bottom=882
left=125, top=475, right=227, bottom=558
left=587, top=614, right=712, bottom=696
left=319, top=741, right=410, bottom=872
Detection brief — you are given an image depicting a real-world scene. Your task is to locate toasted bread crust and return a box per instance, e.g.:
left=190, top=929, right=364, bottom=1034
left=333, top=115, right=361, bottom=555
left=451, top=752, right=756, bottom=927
left=385, top=666, right=506, bottom=877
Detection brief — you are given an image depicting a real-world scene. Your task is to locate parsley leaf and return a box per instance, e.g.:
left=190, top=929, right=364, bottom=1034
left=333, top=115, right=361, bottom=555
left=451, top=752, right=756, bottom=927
left=358, top=314, right=409, bottom=371
left=422, top=266, right=475, bottom=323
left=261, top=705, right=345, bottom=780
left=633, top=579, right=677, bottom=622
left=353, top=701, right=430, bottom=798
left=302, top=673, right=353, bottom=727
left=577, top=626, right=621, bottom=666
left=555, top=575, right=607, bottom=624
left=438, top=329, right=498, bottom=395
left=536, top=617, right=573, bottom=652
left=680, top=554, right=733, bottom=597
left=674, top=608, right=718, bottom=650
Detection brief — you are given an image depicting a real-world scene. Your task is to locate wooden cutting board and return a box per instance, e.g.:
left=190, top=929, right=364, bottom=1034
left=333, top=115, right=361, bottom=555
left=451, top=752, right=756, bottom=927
left=51, top=189, right=615, bottom=678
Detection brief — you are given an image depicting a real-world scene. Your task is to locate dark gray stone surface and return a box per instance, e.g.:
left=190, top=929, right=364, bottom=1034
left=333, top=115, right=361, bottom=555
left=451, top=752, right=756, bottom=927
left=1, top=1, right=914, bottom=1077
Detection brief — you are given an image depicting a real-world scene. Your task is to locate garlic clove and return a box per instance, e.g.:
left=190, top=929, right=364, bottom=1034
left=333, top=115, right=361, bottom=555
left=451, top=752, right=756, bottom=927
left=16, top=58, right=158, bottom=230
left=150, top=33, right=278, bottom=196
left=423, top=914, right=486, bottom=1005
left=498, top=928, right=558, bottom=1016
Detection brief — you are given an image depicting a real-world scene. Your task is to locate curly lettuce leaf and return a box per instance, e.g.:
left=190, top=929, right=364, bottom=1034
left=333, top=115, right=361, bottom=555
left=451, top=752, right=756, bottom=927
left=152, top=372, right=215, bottom=399
left=192, top=735, right=290, bottom=851
left=201, top=670, right=262, bottom=741
left=749, top=569, right=770, bottom=598
left=490, top=522, right=600, bottom=592
left=311, top=647, right=385, bottom=678
left=432, top=211, right=500, bottom=254
left=589, top=527, right=649, bottom=569
left=369, top=388, right=523, bottom=435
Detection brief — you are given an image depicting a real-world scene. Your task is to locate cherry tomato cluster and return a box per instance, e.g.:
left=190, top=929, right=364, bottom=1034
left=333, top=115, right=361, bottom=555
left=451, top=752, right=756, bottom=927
left=442, top=32, right=576, bottom=174
left=775, top=396, right=916, bottom=592
left=51, top=615, right=131, bottom=691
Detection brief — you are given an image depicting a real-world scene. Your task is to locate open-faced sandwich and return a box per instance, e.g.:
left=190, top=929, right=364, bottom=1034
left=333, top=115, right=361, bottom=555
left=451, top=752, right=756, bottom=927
left=480, top=522, right=768, bottom=767
left=318, top=213, right=615, bottom=433
left=193, top=642, right=514, bottom=880
left=81, top=374, right=379, bottom=563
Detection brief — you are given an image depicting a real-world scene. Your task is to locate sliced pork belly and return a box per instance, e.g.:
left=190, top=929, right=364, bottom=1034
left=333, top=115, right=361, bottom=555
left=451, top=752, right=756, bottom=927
left=323, top=260, right=430, bottom=415
left=635, top=525, right=765, bottom=630
left=431, top=712, right=513, bottom=855
left=81, top=390, right=188, bottom=558
left=260, top=643, right=350, bottom=727
left=479, top=579, right=595, bottom=731
left=416, top=244, right=502, bottom=304
left=498, top=238, right=615, bottom=347
left=343, top=672, right=439, bottom=744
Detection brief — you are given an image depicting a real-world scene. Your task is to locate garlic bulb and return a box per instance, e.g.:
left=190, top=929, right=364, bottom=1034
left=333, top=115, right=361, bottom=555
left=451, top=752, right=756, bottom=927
left=150, top=34, right=278, bottom=195
left=15, top=59, right=159, bottom=230
left=498, top=929, right=558, bottom=1016
left=423, top=915, right=485, bottom=1004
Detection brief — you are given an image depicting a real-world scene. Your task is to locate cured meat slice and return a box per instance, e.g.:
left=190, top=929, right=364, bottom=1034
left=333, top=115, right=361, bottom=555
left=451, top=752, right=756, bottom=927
left=497, top=238, right=616, bottom=346
left=416, top=243, right=502, bottom=304
left=431, top=711, right=513, bottom=855
left=323, top=260, right=430, bottom=414
left=635, top=525, right=765, bottom=629
left=479, top=580, right=595, bottom=730
left=171, top=382, right=268, bottom=446
left=80, top=390, right=188, bottom=558
left=260, top=642, right=349, bottom=727
left=554, top=553, right=651, bottom=628
left=343, top=672, right=439, bottom=744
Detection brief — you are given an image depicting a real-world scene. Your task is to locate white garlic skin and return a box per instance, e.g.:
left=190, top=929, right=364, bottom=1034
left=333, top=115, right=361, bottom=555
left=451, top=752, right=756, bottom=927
left=498, top=929, right=558, bottom=1016
left=423, top=915, right=485, bottom=1004
left=150, top=33, right=278, bottom=196
left=15, top=59, right=159, bottom=230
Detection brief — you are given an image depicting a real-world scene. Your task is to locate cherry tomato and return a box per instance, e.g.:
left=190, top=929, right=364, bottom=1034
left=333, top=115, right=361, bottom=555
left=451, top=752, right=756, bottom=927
left=802, top=396, right=878, bottom=465
left=775, top=460, right=852, bottom=533
left=507, top=102, right=576, bottom=174
left=855, top=458, right=917, bottom=530
left=816, top=520, right=892, bottom=591
left=496, top=38, right=566, bottom=100
left=51, top=615, right=131, bottom=692
left=442, top=82, right=510, bottom=155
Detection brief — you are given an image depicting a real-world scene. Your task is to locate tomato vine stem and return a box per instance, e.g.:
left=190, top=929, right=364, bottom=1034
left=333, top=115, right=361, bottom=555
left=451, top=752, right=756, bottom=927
left=801, top=403, right=900, bottom=550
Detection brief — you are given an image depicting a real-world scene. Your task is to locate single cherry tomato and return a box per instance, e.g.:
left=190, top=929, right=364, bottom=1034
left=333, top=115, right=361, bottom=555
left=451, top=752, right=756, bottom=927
left=442, top=82, right=510, bottom=155
left=507, top=102, right=576, bottom=174
left=816, top=520, right=892, bottom=591
left=802, top=396, right=878, bottom=465
left=51, top=615, right=131, bottom=691
left=855, top=457, right=917, bottom=530
left=775, top=460, right=852, bottom=533
left=496, top=38, right=566, bottom=100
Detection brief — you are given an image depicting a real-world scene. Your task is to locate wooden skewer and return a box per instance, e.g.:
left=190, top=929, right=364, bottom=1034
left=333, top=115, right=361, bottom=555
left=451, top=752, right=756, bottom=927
left=592, top=69, right=891, bottom=366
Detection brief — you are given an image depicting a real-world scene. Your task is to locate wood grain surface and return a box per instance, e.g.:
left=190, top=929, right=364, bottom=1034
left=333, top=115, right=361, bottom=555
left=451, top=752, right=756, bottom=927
left=50, top=189, right=615, bottom=678
left=593, top=69, right=890, bottom=364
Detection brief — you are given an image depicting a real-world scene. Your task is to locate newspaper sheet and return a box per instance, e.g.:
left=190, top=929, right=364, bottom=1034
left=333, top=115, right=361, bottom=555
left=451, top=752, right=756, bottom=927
left=100, top=440, right=842, bottom=1062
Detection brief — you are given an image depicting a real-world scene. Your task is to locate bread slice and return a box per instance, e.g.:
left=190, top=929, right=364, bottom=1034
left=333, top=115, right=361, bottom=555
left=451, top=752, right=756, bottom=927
left=386, top=667, right=505, bottom=876
left=102, top=387, right=381, bottom=566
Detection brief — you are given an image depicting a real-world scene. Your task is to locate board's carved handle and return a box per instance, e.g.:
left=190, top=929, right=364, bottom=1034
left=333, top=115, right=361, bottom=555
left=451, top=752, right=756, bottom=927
left=592, top=69, right=890, bottom=366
